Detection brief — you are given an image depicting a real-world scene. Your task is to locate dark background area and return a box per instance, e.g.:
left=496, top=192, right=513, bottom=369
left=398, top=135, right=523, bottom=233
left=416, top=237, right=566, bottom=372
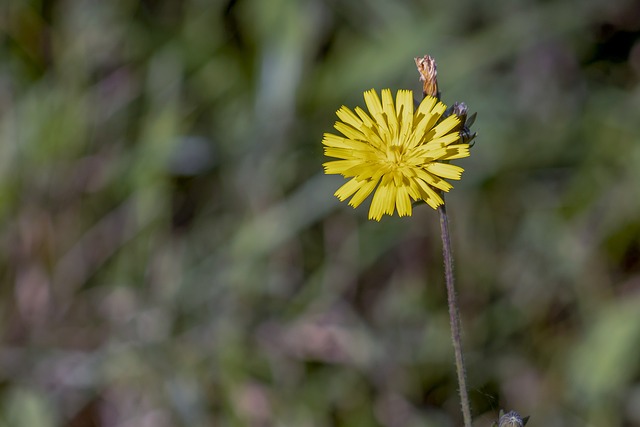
left=1, top=0, right=640, bottom=425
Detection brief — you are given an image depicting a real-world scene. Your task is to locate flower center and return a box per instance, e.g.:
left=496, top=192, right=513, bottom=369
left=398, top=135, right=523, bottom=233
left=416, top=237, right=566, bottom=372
left=385, top=144, right=405, bottom=166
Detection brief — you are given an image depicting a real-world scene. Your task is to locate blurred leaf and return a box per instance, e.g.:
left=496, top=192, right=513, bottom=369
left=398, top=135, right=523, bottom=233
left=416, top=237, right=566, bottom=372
left=1, top=388, right=55, bottom=427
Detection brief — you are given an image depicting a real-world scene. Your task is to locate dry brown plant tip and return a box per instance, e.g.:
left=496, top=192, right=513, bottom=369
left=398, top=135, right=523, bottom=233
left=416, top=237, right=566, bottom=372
left=415, top=55, right=439, bottom=98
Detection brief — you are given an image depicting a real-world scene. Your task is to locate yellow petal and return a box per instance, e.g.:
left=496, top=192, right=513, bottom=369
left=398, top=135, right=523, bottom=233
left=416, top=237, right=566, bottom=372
left=408, top=98, right=446, bottom=150
left=354, top=107, right=385, bottom=148
left=334, top=122, right=366, bottom=141
left=322, top=133, right=349, bottom=148
left=441, top=144, right=470, bottom=160
left=396, top=90, right=414, bottom=146
left=364, top=89, right=391, bottom=141
left=323, top=135, right=376, bottom=152
left=323, top=147, right=379, bottom=161
left=414, top=179, right=444, bottom=208
left=349, top=178, right=379, bottom=208
left=323, top=159, right=361, bottom=175
left=334, top=178, right=366, bottom=201
left=354, top=106, right=376, bottom=130
left=323, top=147, right=355, bottom=160
left=414, top=168, right=453, bottom=192
left=336, top=106, right=363, bottom=129
left=418, top=99, right=446, bottom=132
left=395, top=185, right=412, bottom=217
left=425, top=163, right=464, bottom=180
left=415, top=95, right=437, bottom=122
left=432, top=115, right=460, bottom=138
left=383, top=184, right=397, bottom=216
left=426, top=133, right=461, bottom=148
left=364, top=89, right=384, bottom=125
left=369, top=183, right=396, bottom=220
left=381, top=89, right=398, bottom=138
left=342, top=162, right=382, bottom=179
left=408, top=145, right=447, bottom=162
left=406, top=179, right=422, bottom=200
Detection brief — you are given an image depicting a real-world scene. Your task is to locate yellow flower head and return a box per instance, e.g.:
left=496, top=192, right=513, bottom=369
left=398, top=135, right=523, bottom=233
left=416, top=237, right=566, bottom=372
left=322, top=89, right=471, bottom=221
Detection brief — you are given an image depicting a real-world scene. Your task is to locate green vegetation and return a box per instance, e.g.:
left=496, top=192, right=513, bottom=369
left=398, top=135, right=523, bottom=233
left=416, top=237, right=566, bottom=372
left=1, top=0, right=639, bottom=425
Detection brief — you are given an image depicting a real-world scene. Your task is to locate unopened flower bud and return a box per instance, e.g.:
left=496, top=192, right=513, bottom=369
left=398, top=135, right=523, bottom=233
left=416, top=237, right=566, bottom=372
left=497, top=411, right=530, bottom=427
left=452, top=102, right=469, bottom=124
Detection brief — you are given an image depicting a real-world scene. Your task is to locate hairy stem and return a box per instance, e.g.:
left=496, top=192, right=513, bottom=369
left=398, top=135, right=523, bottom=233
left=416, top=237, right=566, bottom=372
left=438, top=204, right=472, bottom=427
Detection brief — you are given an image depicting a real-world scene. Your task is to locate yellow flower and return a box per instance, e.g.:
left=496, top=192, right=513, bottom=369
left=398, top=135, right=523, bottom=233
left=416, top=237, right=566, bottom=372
left=322, top=89, right=470, bottom=221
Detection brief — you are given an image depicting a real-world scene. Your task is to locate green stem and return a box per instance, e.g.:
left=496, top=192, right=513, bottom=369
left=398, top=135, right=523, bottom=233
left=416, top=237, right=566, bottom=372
left=438, top=204, right=472, bottom=427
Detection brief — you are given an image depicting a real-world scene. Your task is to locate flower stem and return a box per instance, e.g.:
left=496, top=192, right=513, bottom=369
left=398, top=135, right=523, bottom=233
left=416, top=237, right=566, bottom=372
left=438, top=204, right=472, bottom=427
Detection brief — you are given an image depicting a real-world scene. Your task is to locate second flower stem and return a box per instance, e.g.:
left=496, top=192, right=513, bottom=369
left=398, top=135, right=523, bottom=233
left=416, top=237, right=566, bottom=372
left=438, top=204, right=472, bottom=427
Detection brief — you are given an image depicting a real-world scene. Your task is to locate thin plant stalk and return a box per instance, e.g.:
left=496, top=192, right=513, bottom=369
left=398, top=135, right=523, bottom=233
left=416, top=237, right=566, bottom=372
left=438, top=204, right=473, bottom=427
left=416, top=55, right=473, bottom=426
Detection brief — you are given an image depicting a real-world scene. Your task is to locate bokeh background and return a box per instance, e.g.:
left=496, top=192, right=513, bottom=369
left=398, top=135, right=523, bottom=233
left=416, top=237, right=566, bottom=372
left=2, top=0, right=640, bottom=426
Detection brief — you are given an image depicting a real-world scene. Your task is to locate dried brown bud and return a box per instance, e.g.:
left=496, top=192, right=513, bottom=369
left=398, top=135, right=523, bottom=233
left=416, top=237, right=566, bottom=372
left=415, top=55, right=439, bottom=98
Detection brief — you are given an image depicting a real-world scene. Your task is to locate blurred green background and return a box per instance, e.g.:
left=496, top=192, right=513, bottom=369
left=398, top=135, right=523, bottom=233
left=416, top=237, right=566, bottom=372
left=2, top=0, right=640, bottom=426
